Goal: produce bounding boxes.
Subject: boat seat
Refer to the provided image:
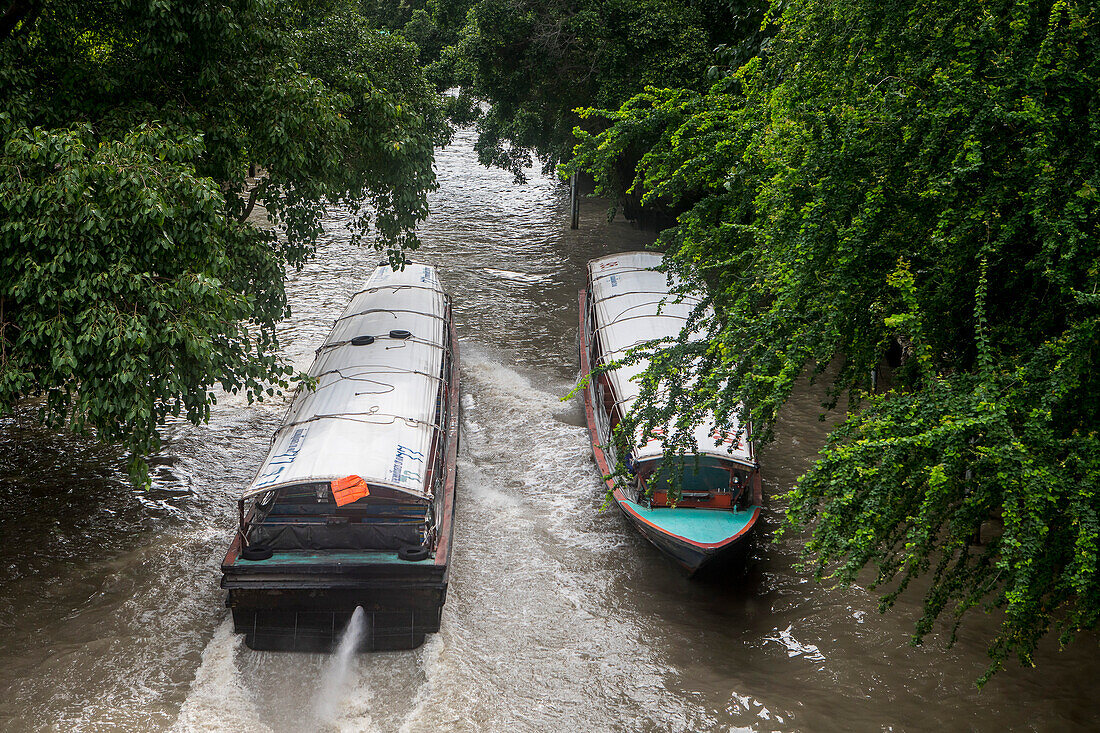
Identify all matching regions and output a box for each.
[264,506,427,522]
[248,520,423,551]
[258,515,423,526]
[264,501,426,517]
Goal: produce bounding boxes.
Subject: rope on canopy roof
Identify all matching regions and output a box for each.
[311,365,444,384]
[333,306,447,324]
[350,283,445,298]
[590,289,702,306]
[589,266,662,284]
[592,311,691,338]
[270,410,443,441]
[597,299,696,325]
[275,309,454,429]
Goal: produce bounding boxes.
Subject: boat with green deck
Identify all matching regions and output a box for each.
[579,252,761,575]
[220,262,459,651]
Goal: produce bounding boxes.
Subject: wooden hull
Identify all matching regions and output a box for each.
[222,557,447,651]
[220,318,460,651]
[579,288,759,576]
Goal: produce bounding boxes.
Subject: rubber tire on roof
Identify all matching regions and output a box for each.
[398,545,430,562]
[241,545,274,561]
[389,329,412,340]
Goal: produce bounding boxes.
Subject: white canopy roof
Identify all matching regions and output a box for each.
[243,263,449,499]
[588,252,753,466]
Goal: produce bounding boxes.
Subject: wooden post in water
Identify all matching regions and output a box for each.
[570,172,580,229]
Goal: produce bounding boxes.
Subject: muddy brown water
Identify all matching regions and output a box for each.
[0,128,1097,732]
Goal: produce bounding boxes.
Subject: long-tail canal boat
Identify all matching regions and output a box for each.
[579,252,761,575]
[221,262,459,651]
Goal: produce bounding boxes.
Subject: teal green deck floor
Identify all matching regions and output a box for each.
[620,500,757,544]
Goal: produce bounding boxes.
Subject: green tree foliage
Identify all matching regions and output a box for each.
[357,0,424,29]
[441,0,767,180]
[0,0,446,477]
[401,0,459,66]
[566,0,1100,680]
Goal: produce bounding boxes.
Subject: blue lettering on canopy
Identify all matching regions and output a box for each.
[391,451,404,483]
[269,427,309,465]
[396,445,425,462]
[392,444,425,485]
[254,427,309,488]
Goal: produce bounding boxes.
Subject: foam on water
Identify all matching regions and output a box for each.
[5,122,1096,733]
[459,345,623,552]
[176,347,710,732]
[173,620,268,733]
[385,344,712,732]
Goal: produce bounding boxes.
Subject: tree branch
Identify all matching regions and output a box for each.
[238,184,260,223]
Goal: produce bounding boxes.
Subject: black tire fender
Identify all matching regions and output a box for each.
[398,545,430,561]
[241,545,273,561]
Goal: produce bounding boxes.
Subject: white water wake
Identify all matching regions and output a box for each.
[172,618,270,733]
[312,607,367,726]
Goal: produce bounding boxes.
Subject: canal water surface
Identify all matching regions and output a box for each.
[0,128,1097,732]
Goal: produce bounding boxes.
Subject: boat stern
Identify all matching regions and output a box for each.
[221,545,448,651]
